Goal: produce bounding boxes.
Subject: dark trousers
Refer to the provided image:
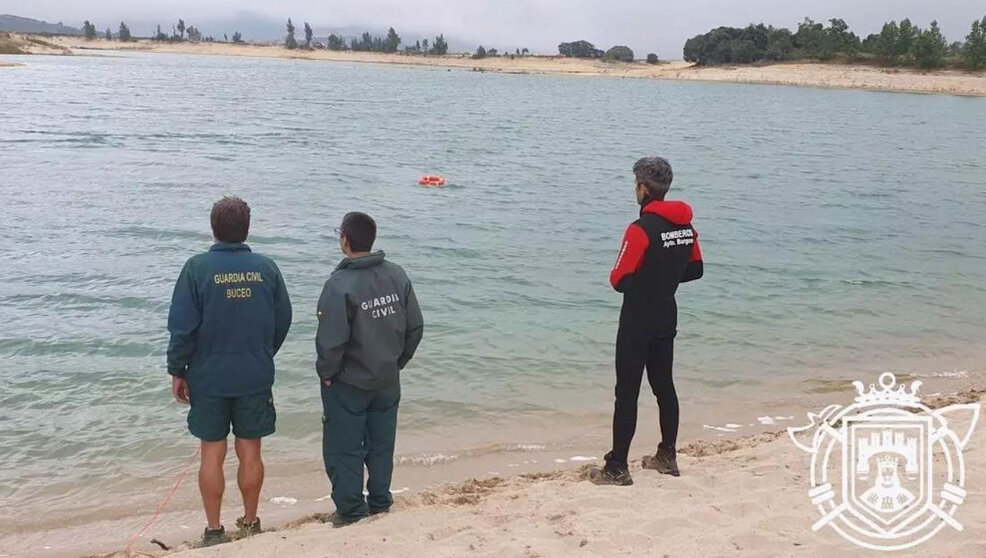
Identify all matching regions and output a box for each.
[609,333,678,467]
[321,380,401,519]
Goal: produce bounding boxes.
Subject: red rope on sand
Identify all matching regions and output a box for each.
[124,447,201,553]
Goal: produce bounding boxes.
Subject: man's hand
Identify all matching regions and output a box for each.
[172,376,190,405]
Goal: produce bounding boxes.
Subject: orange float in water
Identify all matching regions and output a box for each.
[419,175,447,187]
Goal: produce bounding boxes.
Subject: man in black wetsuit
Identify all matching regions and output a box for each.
[590,156,704,486]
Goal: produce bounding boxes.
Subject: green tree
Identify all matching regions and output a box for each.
[431,34,448,55]
[522,47,530,55]
[897,19,918,60]
[422,38,430,55]
[604,45,634,62]
[304,22,313,49]
[872,21,901,65]
[177,19,185,40]
[187,26,202,42]
[83,20,97,40]
[913,20,949,69]
[232,31,243,44]
[385,27,400,53]
[793,17,828,58]
[826,18,860,58]
[963,17,986,70]
[119,22,132,42]
[285,19,298,49]
[559,40,604,58]
[328,34,346,50]
[684,24,792,64]
[646,53,659,64]
[473,45,487,59]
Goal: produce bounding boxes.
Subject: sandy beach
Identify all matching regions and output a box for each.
[5,34,984,96]
[71,389,984,558]
[3,27,985,558]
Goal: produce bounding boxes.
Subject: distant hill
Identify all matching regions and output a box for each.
[0,14,82,35]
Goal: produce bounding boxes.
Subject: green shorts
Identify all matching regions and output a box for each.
[188,389,276,442]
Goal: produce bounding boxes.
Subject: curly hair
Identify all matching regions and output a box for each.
[633,157,673,200]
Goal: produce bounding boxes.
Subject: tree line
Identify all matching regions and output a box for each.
[471,46,532,59]
[683,15,986,70]
[282,19,452,55]
[82,18,226,43]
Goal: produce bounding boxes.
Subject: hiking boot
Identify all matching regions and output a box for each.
[642,443,680,477]
[369,508,390,516]
[201,526,226,547]
[236,516,262,537]
[323,512,364,528]
[588,457,633,486]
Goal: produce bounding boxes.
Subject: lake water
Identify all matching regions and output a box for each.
[1,52,986,547]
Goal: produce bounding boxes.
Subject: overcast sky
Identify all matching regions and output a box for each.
[4,0,984,56]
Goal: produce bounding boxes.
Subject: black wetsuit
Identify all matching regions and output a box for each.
[607,199,703,467]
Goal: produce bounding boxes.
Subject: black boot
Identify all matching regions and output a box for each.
[642,443,680,477]
[588,452,634,486]
[201,525,226,547]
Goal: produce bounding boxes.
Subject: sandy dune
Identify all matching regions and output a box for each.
[11,35,986,96]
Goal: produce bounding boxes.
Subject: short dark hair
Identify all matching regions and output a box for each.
[211,197,251,243]
[633,156,673,199]
[340,212,376,252]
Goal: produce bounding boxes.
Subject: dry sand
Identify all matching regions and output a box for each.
[81,390,986,558]
[12,35,986,97]
[0,32,71,56]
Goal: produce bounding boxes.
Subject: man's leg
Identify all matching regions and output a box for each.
[610,331,647,467]
[322,382,370,521]
[234,438,263,523]
[199,440,228,530]
[365,382,401,513]
[645,337,678,449]
[231,390,276,528]
[188,393,233,531]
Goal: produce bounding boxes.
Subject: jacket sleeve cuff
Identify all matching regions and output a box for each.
[168,367,187,378]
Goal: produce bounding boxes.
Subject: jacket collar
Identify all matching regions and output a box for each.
[335,251,386,272]
[209,242,252,252]
[640,200,693,225]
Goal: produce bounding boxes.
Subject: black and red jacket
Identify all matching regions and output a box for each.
[610,200,703,337]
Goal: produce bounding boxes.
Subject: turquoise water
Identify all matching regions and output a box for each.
[1,52,986,518]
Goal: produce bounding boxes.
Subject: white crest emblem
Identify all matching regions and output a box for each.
[788,373,980,551]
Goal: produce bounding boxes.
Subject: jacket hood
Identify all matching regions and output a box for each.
[641,200,693,225]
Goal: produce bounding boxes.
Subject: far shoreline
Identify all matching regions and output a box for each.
[8,34,986,97]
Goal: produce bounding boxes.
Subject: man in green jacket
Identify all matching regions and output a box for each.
[167,197,292,545]
[316,211,424,526]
